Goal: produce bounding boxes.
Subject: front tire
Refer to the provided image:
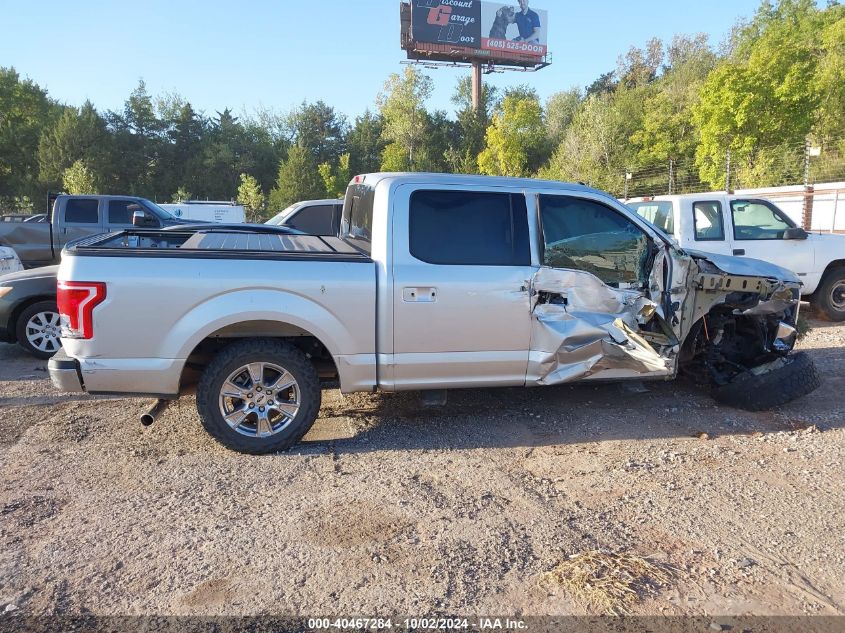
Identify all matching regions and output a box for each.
[196,339,321,454]
[16,301,62,359]
[814,267,845,321]
[712,352,820,411]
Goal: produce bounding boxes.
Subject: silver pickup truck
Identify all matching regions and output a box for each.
[49,174,819,454]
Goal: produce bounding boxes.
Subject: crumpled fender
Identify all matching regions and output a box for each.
[527,268,673,385]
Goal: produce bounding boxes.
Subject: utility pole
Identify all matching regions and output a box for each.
[471,61,483,114]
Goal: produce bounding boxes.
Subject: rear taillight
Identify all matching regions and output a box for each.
[57,281,106,339]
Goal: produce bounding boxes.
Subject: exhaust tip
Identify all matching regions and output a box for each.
[140,399,170,427]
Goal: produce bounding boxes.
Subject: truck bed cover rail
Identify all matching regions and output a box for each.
[64,228,369,262]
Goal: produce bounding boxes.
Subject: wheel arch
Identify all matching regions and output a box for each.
[168,289,371,393]
[820,259,845,281]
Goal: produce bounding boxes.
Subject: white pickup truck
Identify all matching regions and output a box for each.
[627,194,845,321]
[49,174,818,454]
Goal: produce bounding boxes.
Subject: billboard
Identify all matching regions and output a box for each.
[409,0,548,60]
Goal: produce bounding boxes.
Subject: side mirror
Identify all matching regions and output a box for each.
[131,207,159,228]
[784,227,808,241]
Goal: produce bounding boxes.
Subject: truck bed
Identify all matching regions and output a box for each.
[65,228,368,262]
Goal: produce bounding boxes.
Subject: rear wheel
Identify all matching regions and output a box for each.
[712,352,820,411]
[196,339,321,454]
[814,267,845,321]
[15,301,62,359]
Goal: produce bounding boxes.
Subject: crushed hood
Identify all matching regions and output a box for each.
[685,249,800,284]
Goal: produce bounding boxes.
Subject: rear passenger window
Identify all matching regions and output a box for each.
[409,191,530,266]
[108,200,136,225]
[288,204,335,235]
[65,199,99,224]
[693,201,724,241]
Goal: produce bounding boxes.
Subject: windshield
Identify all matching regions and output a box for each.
[265,204,299,226]
[141,199,176,220]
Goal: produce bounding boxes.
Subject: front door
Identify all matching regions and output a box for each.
[391,186,536,389]
[728,199,814,279]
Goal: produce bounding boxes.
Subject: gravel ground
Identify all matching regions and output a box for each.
[0,312,843,618]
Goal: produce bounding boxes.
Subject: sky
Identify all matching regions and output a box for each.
[0,0,770,121]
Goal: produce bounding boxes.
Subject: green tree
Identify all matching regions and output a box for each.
[105,79,163,196]
[692,0,827,188]
[447,77,499,174]
[286,101,347,167]
[159,100,206,199]
[815,12,845,138]
[0,67,60,204]
[237,173,266,222]
[171,187,192,202]
[346,110,385,176]
[542,87,646,192]
[545,87,582,148]
[62,160,98,194]
[478,92,546,177]
[318,153,351,199]
[377,67,433,171]
[631,35,716,181]
[268,145,326,211]
[38,101,110,191]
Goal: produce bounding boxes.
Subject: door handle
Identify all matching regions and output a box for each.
[402,287,437,303]
[733,249,745,256]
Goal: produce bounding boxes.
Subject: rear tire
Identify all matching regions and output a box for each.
[712,352,820,411]
[814,267,845,321]
[15,301,62,359]
[196,339,321,454]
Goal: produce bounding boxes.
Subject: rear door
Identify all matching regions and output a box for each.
[59,198,104,245]
[684,198,733,256]
[391,186,536,389]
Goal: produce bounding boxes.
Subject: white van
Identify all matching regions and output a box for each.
[627,193,845,320]
[160,201,246,224]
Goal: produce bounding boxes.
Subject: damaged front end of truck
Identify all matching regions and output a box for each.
[527,242,819,410]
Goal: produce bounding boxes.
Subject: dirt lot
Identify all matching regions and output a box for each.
[0,313,843,618]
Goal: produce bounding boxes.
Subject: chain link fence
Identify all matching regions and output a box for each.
[616,137,845,201]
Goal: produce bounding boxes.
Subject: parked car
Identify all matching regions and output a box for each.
[0,266,61,358]
[0,194,200,268]
[265,199,343,236]
[49,174,817,454]
[0,246,24,276]
[627,193,845,320]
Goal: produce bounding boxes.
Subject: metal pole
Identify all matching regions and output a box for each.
[832,190,840,234]
[803,138,812,187]
[623,172,629,200]
[669,159,675,195]
[725,149,731,193]
[471,61,483,114]
[802,140,813,230]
